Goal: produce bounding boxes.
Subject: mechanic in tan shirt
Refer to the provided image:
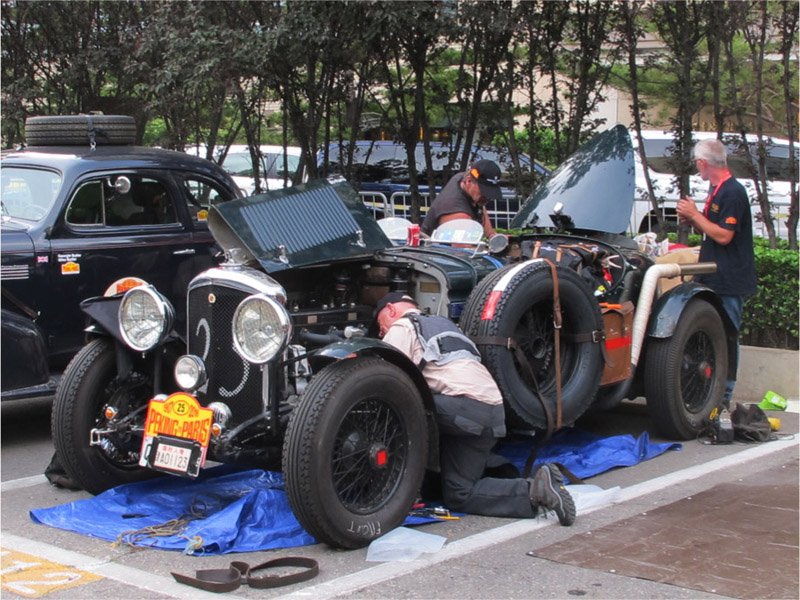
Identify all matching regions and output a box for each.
[375,292,575,525]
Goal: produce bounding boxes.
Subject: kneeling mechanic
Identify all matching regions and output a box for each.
[373,292,576,525]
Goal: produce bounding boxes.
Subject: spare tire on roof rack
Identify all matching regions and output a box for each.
[25,114,136,147]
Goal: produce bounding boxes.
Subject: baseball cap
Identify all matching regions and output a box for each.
[370,292,418,336]
[373,292,418,318]
[469,159,503,202]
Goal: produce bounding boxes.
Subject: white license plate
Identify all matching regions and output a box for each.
[153,443,191,473]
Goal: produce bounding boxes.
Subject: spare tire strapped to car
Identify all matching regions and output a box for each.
[463,259,605,432]
[25,114,137,147]
[472,259,565,435]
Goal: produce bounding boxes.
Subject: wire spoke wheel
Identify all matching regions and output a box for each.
[283,357,427,548]
[332,397,407,513]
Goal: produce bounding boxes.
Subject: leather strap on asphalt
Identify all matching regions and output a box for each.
[171,556,319,592]
[243,557,319,588]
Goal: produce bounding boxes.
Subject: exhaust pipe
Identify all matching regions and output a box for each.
[630,262,717,367]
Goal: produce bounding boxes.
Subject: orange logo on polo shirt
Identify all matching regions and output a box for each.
[61,261,80,275]
[710,203,720,213]
[725,216,737,225]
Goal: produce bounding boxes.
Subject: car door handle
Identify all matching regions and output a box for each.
[173,248,196,256]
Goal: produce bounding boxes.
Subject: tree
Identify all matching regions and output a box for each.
[618,0,664,235]
[776,0,799,249]
[366,1,448,222]
[651,0,713,244]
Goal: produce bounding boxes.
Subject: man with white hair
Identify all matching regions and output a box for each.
[676,138,757,407]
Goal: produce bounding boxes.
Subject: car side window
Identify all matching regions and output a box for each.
[182,177,226,224]
[65,181,103,225]
[66,177,177,227]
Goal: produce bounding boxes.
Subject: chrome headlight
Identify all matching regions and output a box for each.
[232,294,291,364]
[174,355,207,392]
[118,285,174,352]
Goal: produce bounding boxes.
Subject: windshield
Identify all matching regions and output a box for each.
[1,166,63,222]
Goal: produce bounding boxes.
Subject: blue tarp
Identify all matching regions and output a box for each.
[31,429,680,555]
[497,429,681,479]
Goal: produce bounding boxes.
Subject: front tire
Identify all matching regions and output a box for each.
[51,338,157,494]
[282,357,428,549]
[645,299,728,439]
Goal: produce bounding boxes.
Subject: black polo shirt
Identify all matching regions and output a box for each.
[695,178,757,297]
[421,172,482,235]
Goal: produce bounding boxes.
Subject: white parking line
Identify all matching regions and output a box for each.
[0,533,250,600]
[0,475,47,493]
[277,436,799,599]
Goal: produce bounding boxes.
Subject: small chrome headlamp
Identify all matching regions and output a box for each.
[118,285,174,352]
[174,355,207,392]
[232,294,291,364]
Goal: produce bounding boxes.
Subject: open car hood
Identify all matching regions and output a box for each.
[511,125,634,234]
[208,178,392,273]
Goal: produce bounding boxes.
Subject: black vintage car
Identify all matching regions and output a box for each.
[51,125,735,549]
[1,115,242,400]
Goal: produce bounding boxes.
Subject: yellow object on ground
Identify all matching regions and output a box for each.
[768,417,781,431]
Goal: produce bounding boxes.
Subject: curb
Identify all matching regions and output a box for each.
[734,345,799,403]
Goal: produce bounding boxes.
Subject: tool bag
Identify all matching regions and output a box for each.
[731,403,772,442]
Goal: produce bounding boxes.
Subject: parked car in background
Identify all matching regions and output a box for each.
[630,129,797,239]
[190,144,304,196]
[317,140,551,229]
[0,115,242,401]
[52,125,733,551]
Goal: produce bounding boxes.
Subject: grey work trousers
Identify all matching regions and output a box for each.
[439,428,536,519]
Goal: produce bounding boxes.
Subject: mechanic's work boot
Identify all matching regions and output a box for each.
[529,463,576,526]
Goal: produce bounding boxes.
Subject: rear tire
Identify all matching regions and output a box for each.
[283,357,427,548]
[645,299,727,439]
[25,115,136,146]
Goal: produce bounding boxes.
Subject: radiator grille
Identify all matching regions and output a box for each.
[187,283,264,422]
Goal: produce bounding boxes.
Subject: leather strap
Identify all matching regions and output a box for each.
[246,557,320,588]
[171,565,243,593]
[541,259,563,429]
[171,557,319,592]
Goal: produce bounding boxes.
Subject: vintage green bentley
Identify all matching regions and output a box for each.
[51,125,735,548]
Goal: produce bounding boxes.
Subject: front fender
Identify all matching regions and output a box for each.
[308,338,440,471]
[1,309,49,393]
[647,282,738,376]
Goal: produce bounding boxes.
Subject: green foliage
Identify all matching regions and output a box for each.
[742,245,799,350]
[510,127,566,169]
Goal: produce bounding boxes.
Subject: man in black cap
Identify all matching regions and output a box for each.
[421,159,502,238]
[373,291,576,525]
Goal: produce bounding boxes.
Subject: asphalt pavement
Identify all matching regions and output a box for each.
[1,397,798,599]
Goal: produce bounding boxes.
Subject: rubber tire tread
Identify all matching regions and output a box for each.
[467,261,604,430]
[51,338,155,494]
[282,357,427,549]
[459,266,509,336]
[644,298,727,440]
[26,115,136,146]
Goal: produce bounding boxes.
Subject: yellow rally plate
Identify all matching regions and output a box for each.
[139,392,213,471]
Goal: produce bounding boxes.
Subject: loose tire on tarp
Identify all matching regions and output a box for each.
[51,338,157,494]
[463,261,604,430]
[645,298,727,439]
[25,115,136,146]
[282,357,428,549]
